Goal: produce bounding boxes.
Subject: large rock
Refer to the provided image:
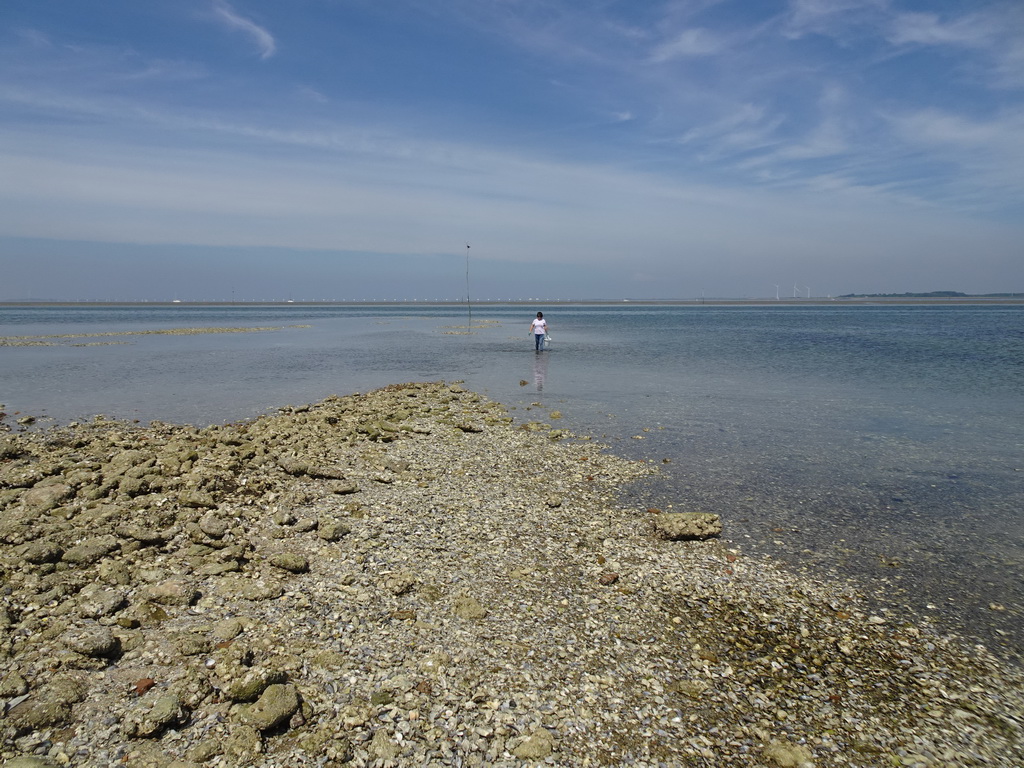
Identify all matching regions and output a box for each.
[4,758,59,768]
[76,584,128,618]
[19,539,64,564]
[143,578,200,607]
[199,511,230,538]
[269,552,309,573]
[62,535,120,565]
[453,594,487,620]
[763,741,815,767]
[368,728,401,761]
[223,724,263,761]
[210,644,287,702]
[6,676,88,730]
[21,483,73,512]
[122,694,189,738]
[513,727,555,759]
[239,683,300,731]
[61,625,121,658]
[316,518,350,541]
[651,511,722,541]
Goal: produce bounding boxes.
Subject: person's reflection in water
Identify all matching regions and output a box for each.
[533,350,548,392]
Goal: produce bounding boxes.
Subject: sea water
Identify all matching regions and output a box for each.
[2,303,1022,658]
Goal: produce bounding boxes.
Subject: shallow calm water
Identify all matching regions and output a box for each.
[2,303,1022,658]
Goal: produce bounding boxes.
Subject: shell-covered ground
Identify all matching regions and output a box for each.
[1,381,1021,767]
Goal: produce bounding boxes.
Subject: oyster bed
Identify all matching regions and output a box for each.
[0,381,1021,767]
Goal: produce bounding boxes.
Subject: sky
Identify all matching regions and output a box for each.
[1,0,1022,301]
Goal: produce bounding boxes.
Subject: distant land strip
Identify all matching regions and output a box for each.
[1,297,1022,307]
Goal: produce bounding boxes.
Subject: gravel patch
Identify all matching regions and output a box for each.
[1,381,1021,767]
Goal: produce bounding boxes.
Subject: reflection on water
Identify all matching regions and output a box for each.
[2,303,1022,659]
[532,350,548,392]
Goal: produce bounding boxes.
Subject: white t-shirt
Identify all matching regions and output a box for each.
[531,319,547,335]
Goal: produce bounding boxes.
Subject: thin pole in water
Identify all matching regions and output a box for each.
[466,243,472,332]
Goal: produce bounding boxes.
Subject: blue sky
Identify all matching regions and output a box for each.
[1,0,1022,300]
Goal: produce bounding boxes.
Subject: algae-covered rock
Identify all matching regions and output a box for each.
[763,741,815,767]
[316,518,350,541]
[19,539,64,564]
[6,676,87,730]
[651,511,722,541]
[209,643,288,703]
[62,534,120,565]
[238,683,300,731]
[513,727,555,759]
[143,578,200,606]
[223,724,263,760]
[4,757,59,768]
[20,483,73,512]
[179,489,216,508]
[61,625,120,658]
[122,693,189,738]
[269,552,309,573]
[453,594,487,620]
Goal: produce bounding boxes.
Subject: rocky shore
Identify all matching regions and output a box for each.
[1,381,1021,767]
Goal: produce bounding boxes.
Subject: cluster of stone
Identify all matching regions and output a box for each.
[0,381,1020,767]
[0,382,657,765]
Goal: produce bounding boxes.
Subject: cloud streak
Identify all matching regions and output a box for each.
[649,28,723,62]
[212,1,276,59]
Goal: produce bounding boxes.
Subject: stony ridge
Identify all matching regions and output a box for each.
[1,381,1021,767]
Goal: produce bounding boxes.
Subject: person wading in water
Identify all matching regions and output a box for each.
[529,311,549,352]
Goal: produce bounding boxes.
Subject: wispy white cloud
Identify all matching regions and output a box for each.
[886,8,1024,89]
[649,27,723,62]
[296,86,329,105]
[673,103,784,157]
[776,84,849,160]
[883,106,1024,206]
[118,59,208,83]
[212,1,276,59]
[892,109,1015,146]
[782,2,1024,91]
[15,28,52,48]
[886,12,993,48]
[783,0,885,39]
[674,82,852,177]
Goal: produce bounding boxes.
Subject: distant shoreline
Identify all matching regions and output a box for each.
[3,297,1024,307]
